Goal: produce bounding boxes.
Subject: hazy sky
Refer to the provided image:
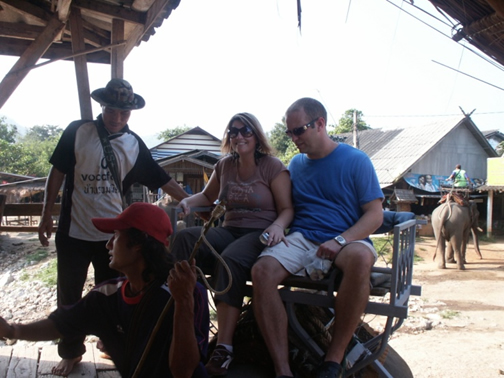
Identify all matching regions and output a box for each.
[1,0,503,147]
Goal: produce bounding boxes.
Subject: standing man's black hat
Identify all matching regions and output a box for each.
[91,79,145,110]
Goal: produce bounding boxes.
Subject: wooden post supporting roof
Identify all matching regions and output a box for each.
[111,19,125,79]
[487,190,493,237]
[70,6,93,120]
[0,0,181,120]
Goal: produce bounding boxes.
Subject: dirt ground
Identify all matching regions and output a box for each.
[1,232,504,377]
[388,235,504,378]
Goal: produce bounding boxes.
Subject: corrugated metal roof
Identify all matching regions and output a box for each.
[150,126,222,158]
[156,149,222,169]
[476,185,504,192]
[338,116,497,188]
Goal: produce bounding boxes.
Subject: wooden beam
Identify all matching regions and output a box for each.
[57,0,73,21]
[2,203,61,217]
[123,0,170,57]
[72,0,146,24]
[8,41,126,74]
[0,23,109,55]
[80,18,111,44]
[0,14,66,109]
[0,0,52,23]
[111,18,125,79]
[0,21,44,40]
[0,37,111,64]
[0,225,57,233]
[70,6,93,120]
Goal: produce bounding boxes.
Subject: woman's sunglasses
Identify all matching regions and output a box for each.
[228,125,254,139]
[285,118,319,137]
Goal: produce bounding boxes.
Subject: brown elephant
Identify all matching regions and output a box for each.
[431,201,482,270]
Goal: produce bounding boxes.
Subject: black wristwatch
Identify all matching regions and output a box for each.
[334,235,347,246]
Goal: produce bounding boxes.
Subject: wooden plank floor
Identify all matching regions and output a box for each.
[0,343,119,378]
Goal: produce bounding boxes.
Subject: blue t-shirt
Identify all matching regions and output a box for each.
[288,143,383,244]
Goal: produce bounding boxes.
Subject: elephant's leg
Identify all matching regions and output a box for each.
[451,237,466,270]
[446,243,456,263]
[462,233,469,265]
[436,238,447,269]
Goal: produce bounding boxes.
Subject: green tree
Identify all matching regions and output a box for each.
[332,109,370,134]
[0,116,18,143]
[0,139,35,175]
[22,125,62,142]
[157,125,191,141]
[0,124,62,176]
[20,125,62,176]
[497,141,504,156]
[269,117,291,157]
[279,141,299,166]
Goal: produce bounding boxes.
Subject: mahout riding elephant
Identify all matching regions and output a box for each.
[431,201,482,270]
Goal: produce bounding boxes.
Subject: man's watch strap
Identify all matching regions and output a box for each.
[334,235,347,246]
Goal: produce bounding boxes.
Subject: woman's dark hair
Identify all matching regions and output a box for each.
[126,228,174,282]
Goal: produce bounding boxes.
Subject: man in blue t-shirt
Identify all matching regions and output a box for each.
[252,98,384,378]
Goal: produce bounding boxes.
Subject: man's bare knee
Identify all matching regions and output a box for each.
[252,257,287,286]
[335,244,374,271]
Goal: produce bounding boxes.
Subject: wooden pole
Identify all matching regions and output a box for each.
[70,6,92,120]
[487,190,493,237]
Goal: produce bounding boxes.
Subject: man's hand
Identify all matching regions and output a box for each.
[38,214,53,247]
[168,259,197,302]
[317,239,343,261]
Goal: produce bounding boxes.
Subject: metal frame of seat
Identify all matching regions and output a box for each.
[167,206,423,377]
[277,217,422,377]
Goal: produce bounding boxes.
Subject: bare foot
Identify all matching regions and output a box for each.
[51,356,82,376]
[96,339,105,352]
[96,339,112,360]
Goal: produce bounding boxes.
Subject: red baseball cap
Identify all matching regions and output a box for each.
[92,202,173,245]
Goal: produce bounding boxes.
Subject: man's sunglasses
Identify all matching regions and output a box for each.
[228,125,254,139]
[285,118,319,137]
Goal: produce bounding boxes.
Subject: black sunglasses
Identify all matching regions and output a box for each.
[285,118,319,137]
[228,125,254,139]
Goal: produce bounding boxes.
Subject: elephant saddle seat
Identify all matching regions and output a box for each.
[439,192,469,207]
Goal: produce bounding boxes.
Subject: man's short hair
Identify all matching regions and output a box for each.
[286,97,327,122]
[456,164,461,169]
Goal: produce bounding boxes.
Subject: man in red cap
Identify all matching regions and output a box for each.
[37,79,189,375]
[3,203,209,377]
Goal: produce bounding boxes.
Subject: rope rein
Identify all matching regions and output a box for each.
[131,201,232,377]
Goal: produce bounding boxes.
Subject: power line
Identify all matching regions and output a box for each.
[366,111,504,118]
[385,0,504,72]
[432,60,504,92]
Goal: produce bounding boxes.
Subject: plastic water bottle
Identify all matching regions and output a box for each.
[259,232,269,245]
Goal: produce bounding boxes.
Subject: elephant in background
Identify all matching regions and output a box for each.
[431,201,482,270]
